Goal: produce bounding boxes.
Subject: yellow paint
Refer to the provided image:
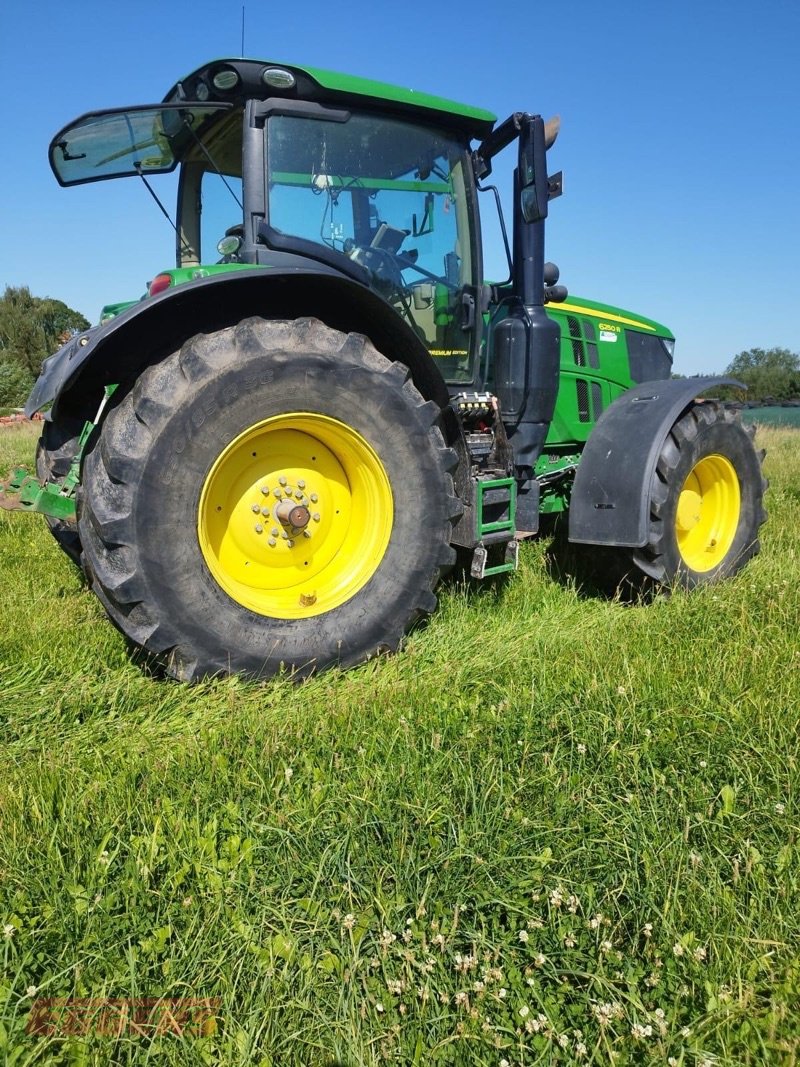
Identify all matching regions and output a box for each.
[675,454,741,572]
[554,302,658,332]
[197,413,393,619]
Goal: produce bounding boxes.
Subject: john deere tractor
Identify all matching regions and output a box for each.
[1,59,766,680]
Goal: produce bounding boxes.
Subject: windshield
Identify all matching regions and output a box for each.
[49,104,233,186]
[267,111,478,382]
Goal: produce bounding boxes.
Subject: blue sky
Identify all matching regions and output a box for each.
[1,0,797,375]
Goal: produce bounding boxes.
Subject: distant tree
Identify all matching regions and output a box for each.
[725,347,800,402]
[0,360,34,408]
[0,286,90,376]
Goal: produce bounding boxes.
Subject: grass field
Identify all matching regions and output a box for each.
[0,422,798,1066]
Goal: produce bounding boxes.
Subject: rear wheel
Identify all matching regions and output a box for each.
[78,317,460,681]
[631,401,767,587]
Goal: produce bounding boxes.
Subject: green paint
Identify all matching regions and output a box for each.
[304,65,496,129]
[271,171,450,194]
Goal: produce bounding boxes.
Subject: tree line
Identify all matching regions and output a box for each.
[0,286,89,408]
[0,285,797,409]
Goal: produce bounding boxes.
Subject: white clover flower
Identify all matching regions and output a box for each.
[402,928,412,943]
[631,1023,653,1039]
[3,924,15,939]
[694,945,707,962]
[342,913,356,931]
[575,1041,588,1057]
[527,917,544,929]
[601,939,613,954]
[549,886,564,907]
[673,942,685,957]
[518,929,529,943]
[498,987,507,999]
[98,850,110,866]
[284,766,294,781]
[567,894,580,913]
[534,953,547,968]
[432,933,445,950]
[519,1004,530,1018]
[577,743,587,754]
[564,934,576,949]
[454,990,468,1008]
[26,985,38,997]
[775,802,786,815]
[589,914,603,930]
[617,685,626,696]
[473,980,485,994]
[680,1026,691,1037]
[642,922,653,938]
[379,929,397,949]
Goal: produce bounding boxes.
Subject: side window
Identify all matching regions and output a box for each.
[200,172,243,262]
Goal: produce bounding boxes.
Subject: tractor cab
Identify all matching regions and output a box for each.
[49,59,490,386]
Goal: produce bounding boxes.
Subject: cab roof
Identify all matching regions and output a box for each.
[165,58,497,138]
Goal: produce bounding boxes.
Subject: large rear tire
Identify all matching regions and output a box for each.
[630,401,767,587]
[78,317,460,681]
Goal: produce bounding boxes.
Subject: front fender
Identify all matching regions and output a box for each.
[568,377,741,547]
[26,265,451,418]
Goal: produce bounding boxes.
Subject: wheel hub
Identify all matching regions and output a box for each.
[675,454,740,572]
[197,413,393,619]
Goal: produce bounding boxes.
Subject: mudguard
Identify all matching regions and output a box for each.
[25,265,451,418]
[568,377,741,547]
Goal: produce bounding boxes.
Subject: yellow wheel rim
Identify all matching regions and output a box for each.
[675,454,740,572]
[197,413,393,619]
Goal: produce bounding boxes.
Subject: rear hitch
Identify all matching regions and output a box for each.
[0,466,78,520]
[0,384,118,523]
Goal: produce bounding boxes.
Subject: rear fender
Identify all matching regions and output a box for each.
[26,266,450,419]
[568,377,741,547]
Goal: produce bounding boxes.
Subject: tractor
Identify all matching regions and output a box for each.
[0,59,766,681]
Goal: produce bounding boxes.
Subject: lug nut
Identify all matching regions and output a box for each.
[282,532,289,540]
[298,479,306,489]
[268,538,277,546]
[271,528,279,537]
[261,486,270,495]
[287,539,295,548]
[274,488,282,499]
[310,493,318,503]
[251,504,260,513]
[254,524,263,534]
[278,476,287,486]
[261,507,270,516]
[303,530,312,539]
[312,513,320,522]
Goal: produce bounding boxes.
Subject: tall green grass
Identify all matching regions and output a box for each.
[0,423,798,1066]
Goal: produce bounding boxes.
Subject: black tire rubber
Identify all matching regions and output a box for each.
[78,317,460,681]
[35,417,86,566]
[628,400,767,588]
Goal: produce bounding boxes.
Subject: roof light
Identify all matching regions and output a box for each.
[262,67,295,90]
[212,69,240,91]
[149,273,173,296]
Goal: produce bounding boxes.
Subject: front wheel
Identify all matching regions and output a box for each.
[631,401,767,587]
[78,318,460,681]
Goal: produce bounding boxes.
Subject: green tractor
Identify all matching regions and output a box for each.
[1,59,766,681]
